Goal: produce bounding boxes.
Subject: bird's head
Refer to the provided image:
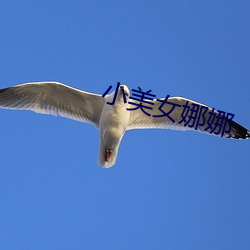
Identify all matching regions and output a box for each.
[119,84,130,102]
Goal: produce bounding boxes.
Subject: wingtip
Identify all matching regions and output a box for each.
[247,130,250,139]
[228,120,250,139]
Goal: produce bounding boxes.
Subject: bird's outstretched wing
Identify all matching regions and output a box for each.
[0,82,104,127]
[127,96,249,139]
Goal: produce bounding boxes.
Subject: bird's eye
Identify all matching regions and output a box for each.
[125,92,129,96]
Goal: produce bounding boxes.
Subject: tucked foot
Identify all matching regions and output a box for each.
[105,149,112,162]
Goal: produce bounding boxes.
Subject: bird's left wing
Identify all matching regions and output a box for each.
[0,82,105,127]
[127,96,250,139]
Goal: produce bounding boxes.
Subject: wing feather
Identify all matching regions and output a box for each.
[0,82,104,127]
[128,96,249,139]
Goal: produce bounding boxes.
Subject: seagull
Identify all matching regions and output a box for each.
[0,82,249,168]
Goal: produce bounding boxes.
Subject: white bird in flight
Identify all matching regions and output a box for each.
[0,82,249,168]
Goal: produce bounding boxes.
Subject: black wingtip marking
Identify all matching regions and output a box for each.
[229,120,250,139]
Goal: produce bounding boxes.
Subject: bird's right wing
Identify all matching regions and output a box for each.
[0,82,105,127]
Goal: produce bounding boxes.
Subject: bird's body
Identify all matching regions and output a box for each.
[99,90,130,167]
[0,81,249,168]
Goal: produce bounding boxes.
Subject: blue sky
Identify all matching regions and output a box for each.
[0,1,249,249]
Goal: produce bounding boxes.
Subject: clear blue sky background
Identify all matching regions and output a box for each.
[0,1,249,249]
